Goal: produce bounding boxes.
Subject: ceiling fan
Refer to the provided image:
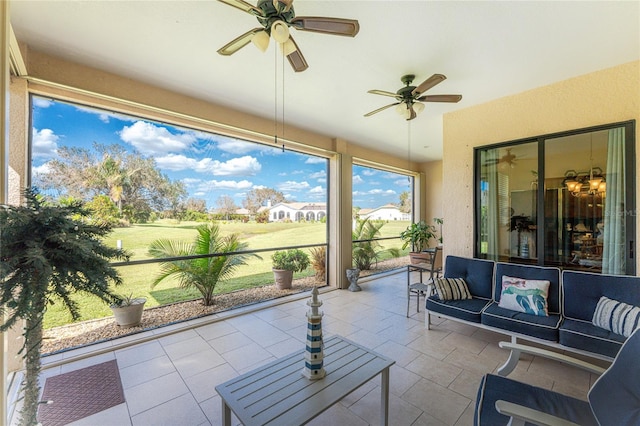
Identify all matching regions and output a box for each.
[216,0,360,72]
[364,74,462,121]
[485,148,518,167]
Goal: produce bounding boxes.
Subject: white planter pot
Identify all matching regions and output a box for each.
[273,269,294,290]
[110,298,146,328]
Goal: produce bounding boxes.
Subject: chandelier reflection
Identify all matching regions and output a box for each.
[563,167,606,197]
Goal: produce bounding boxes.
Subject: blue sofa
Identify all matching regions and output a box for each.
[425,255,640,363]
[560,270,640,358]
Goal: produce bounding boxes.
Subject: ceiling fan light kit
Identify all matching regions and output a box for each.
[365,74,462,121]
[217,0,359,72]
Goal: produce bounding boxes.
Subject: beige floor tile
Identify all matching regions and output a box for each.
[124,371,189,416]
[119,355,175,389]
[448,369,484,400]
[173,347,226,378]
[309,403,369,425]
[131,393,208,426]
[405,353,464,387]
[402,378,472,425]
[373,340,421,368]
[207,331,253,354]
[195,321,237,341]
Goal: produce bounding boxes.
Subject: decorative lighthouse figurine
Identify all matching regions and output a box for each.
[302,287,326,380]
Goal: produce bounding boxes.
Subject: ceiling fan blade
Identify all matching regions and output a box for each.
[217,0,264,16]
[367,89,399,98]
[217,28,263,56]
[412,74,446,96]
[291,17,360,37]
[406,105,417,121]
[364,102,400,117]
[285,36,308,72]
[417,94,463,103]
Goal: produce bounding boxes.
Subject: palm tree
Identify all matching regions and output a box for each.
[148,223,260,306]
[0,188,129,426]
[352,218,400,270]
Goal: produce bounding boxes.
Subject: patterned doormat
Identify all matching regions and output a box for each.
[38,359,125,426]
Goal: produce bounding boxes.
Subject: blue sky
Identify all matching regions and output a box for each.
[31,96,410,210]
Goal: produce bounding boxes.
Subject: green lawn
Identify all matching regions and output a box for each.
[43,219,409,329]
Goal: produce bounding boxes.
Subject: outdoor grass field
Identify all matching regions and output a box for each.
[43,219,410,329]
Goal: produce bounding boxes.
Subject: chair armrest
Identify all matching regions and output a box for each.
[498,342,606,375]
[495,400,581,426]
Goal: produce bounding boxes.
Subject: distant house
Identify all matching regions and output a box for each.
[268,202,327,222]
[358,204,409,221]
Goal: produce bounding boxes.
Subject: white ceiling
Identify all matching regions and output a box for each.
[9,1,640,162]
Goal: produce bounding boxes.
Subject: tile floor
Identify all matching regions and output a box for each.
[28,269,599,425]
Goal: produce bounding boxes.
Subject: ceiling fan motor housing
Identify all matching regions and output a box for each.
[256,0,295,34]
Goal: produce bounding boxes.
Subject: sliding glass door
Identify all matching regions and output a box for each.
[475,121,635,275]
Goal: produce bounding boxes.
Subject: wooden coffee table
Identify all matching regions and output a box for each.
[215,335,395,425]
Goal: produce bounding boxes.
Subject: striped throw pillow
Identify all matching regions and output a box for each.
[592,296,640,338]
[434,278,472,301]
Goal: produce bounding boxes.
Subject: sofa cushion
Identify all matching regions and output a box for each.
[434,278,472,301]
[559,318,625,358]
[494,263,561,314]
[426,296,491,324]
[443,256,495,299]
[562,270,640,322]
[593,296,640,337]
[481,302,561,341]
[498,276,549,316]
[474,373,597,426]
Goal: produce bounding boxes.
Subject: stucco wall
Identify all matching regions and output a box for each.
[442,61,640,272]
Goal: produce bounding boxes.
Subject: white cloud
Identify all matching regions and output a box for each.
[352,174,364,185]
[309,170,326,179]
[32,162,51,175]
[156,154,261,176]
[32,128,59,159]
[352,189,396,196]
[394,178,411,187]
[75,105,136,124]
[33,98,53,108]
[196,179,254,191]
[278,181,310,192]
[362,169,376,176]
[305,157,326,164]
[119,121,196,155]
[216,139,258,154]
[309,186,325,194]
[369,189,396,195]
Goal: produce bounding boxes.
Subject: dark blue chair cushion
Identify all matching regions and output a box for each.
[426,296,491,324]
[559,318,625,358]
[562,270,640,322]
[589,328,640,425]
[494,263,561,314]
[474,373,596,426]
[481,302,561,341]
[443,256,495,299]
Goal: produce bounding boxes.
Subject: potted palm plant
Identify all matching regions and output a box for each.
[272,249,310,290]
[0,188,128,426]
[400,220,438,264]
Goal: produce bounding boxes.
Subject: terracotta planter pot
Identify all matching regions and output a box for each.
[409,252,431,264]
[110,298,146,328]
[273,269,294,290]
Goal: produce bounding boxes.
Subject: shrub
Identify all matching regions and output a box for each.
[271,249,310,272]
